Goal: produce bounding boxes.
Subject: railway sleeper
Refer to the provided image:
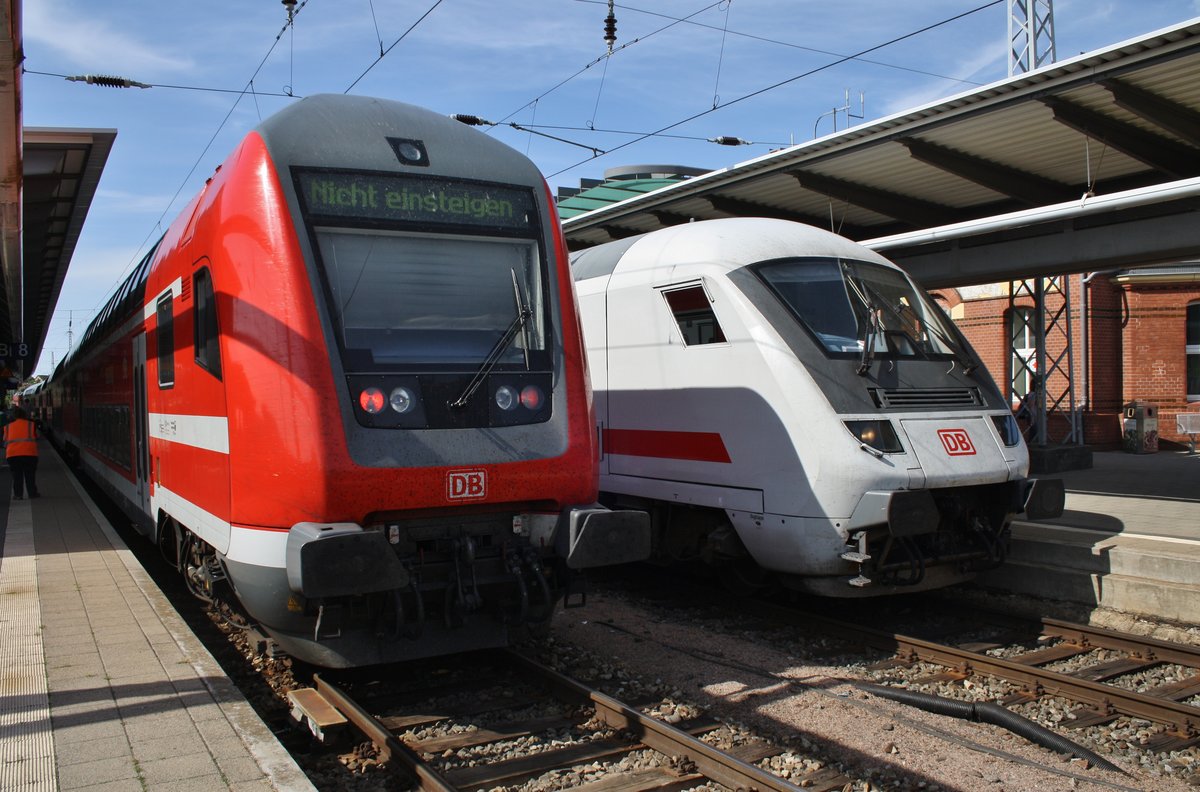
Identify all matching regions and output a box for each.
[287,688,350,745]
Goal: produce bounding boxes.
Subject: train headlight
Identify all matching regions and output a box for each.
[359,387,385,414]
[389,386,415,414]
[519,385,544,411]
[845,420,903,453]
[992,413,1022,446]
[495,385,518,411]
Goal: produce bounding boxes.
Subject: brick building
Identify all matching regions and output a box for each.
[934,263,1200,450]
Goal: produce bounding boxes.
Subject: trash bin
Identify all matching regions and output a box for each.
[1122,400,1158,453]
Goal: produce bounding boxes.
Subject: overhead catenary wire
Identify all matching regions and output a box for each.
[710,0,733,108]
[523,122,780,147]
[492,1,728,127]
[67,0,314,319]
[342,0,446,93]
[550,0,1005,178]
[27,69,295,97]
[579,0,987,88]
[367,0,386,56]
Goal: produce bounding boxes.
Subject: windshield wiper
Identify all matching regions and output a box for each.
[842,271,881,376]
[922,310,979,374]
[856,306,881,376]
[449,270,532,409]
[855,278,980,375]
[511,269,531,371]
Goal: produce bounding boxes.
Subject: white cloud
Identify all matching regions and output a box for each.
[92,188,179,216]
[24,1,194,75]
[877,46,1005,118]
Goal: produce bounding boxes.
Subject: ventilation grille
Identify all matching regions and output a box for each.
[870,387,982,409]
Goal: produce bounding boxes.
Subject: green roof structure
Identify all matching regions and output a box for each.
[556,165,708,221]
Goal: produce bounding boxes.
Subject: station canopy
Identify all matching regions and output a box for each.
[1,0,114,380]
[561,19,1200,289]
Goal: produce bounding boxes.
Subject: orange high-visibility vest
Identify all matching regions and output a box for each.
[4,418,39,458]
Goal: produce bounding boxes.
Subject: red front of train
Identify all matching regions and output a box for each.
[61,95,648,667]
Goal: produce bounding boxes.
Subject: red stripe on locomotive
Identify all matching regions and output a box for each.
[603,428,732,463]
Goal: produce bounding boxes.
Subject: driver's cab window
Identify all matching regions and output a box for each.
[662,285,726,346]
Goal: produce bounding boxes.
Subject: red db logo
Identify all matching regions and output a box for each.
[937,428,976,456]
[447,469,487,500]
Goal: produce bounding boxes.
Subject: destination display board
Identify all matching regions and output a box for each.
[295,169,537,232]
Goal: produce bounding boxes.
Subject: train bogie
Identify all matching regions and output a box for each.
[572,218,1062,596]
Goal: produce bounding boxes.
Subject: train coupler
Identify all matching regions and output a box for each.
[246,625,286,658]
[843,531,873,586]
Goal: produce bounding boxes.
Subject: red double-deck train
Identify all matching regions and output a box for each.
[41,94,648,668]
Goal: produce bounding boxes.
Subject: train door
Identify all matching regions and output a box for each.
[603,270,699,480]
[132,333,151,519]
[604,274,762,510]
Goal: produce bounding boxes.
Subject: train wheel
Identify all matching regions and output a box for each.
[524,612,554,640]
[717,557,771,597]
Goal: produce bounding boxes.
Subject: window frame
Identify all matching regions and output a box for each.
[1187,301,1200,402]
[659,282,728,347]
[1009,307,1036,402]
[192,266,222,380]
[156,292,175,389]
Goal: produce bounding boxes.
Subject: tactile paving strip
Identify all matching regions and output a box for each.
[0,500,57,791]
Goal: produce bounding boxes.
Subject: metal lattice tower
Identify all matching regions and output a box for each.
[1009,0,1056,75]
[1009,277,1082,447]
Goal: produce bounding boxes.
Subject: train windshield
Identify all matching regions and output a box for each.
[315,228,546,370]
[756,258,963,361]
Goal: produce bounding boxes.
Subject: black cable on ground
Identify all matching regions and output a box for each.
[584,615,1142,789]
[858,683,1126,775]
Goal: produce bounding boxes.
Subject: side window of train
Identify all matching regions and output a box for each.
[193,267,222,380]
[662,284,727,346]
[156,293,175,388]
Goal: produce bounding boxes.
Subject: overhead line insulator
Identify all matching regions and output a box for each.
[65,74,152,89]
[450,114,494,126]
[604,1,617,53]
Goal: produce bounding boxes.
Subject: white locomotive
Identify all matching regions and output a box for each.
[571,218,1062,596]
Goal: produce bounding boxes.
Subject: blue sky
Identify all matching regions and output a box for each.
[22,0,1200,375]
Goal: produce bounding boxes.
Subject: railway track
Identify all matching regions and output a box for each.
[287,648,853,791]
[779,605,1200,753]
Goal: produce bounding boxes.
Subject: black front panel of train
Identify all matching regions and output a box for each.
[727,263,1009,414]
[296,167,558,432]
[347,372,553,429]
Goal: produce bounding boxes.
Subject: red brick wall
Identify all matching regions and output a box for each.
[936,276,1200,449]
[1119,282,1200,448]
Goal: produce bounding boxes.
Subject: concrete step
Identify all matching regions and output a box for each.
[975,522,1200,624]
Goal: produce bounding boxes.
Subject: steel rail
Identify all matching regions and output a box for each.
[785,610,1200,737]
[311,653,819,792]
[501,648,809,792]
[970,608,1200,668]
[313,673,457,791]
[1037,617,1200,667]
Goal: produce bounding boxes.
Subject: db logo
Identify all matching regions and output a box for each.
[937,428,976,456]
[447,469,487,500]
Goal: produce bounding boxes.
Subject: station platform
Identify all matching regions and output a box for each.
[0,443,314,791]
[976,447,1200,625]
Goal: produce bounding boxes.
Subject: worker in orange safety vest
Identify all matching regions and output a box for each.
[4,405,40,499]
